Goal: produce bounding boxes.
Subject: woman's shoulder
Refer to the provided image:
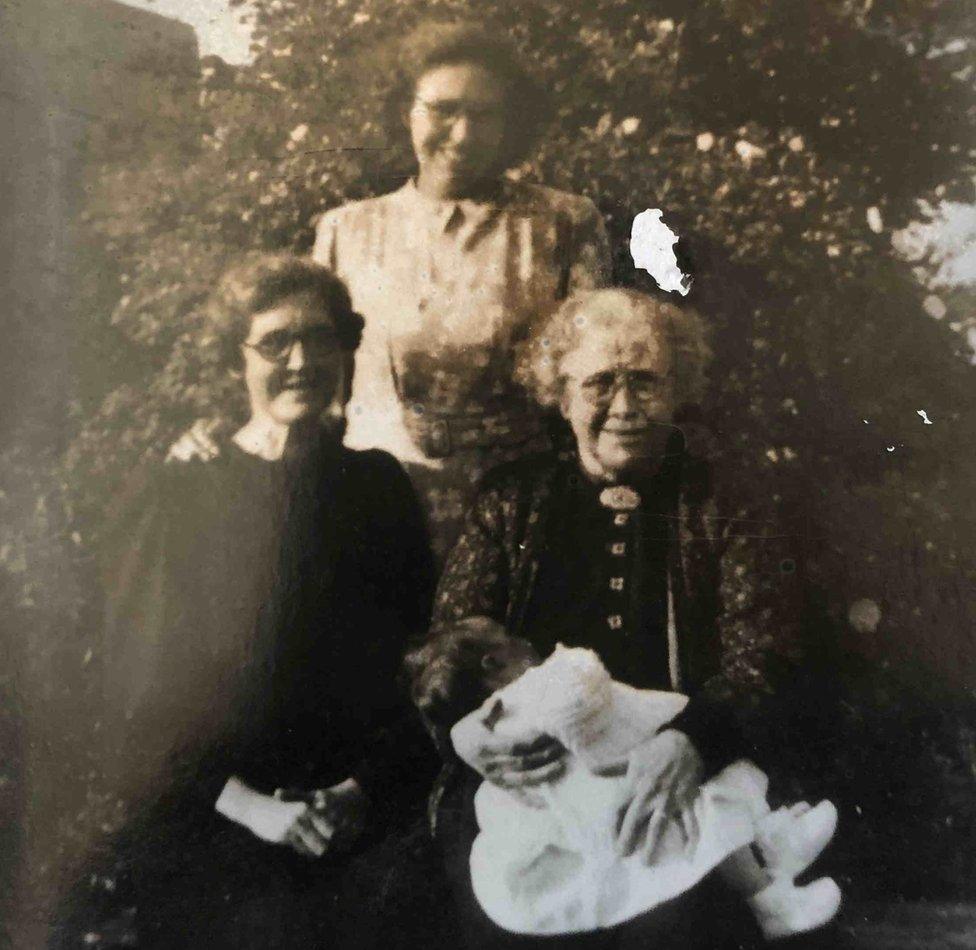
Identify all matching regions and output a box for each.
[504,181,602,223]
[99,451,226,560]
[314,187,408,231]
[140,449,239,509]
[476,450,565,498]
[159,438,246,483]
[339,445,407,478]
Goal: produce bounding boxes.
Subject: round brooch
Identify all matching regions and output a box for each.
[598,485,641,511]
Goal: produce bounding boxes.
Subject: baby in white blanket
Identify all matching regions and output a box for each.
[430,620,840,939]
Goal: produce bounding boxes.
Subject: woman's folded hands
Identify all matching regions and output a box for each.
[216,775,367,858]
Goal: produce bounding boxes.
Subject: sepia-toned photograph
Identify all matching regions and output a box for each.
[2,0,975,946]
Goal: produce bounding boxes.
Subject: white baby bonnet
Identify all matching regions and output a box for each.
[458,646,768,935]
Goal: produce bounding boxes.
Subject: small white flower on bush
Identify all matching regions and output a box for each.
[923,294,947,319]
[696,132,715,152]
[735,140,766,165]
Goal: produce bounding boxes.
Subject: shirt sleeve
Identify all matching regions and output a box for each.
[97,464,187,734]
[311,206,340,268]
[566,196,612,292]
[98,465,242,811]
[694,511,807,769]
[345,453,439,821]
[431,485,512,629]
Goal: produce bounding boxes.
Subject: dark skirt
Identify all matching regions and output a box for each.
[48,799,453,950]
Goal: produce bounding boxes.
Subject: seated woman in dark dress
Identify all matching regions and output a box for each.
[52,254,436,948]
[412,288,814,949]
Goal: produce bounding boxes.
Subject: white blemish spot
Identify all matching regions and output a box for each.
[866,206,883,234]
[917,409,933,425]
[630,209,691,296]
[886,445,895,452]
[849,598,882,634]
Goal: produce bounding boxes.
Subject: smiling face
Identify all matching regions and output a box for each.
[559,324,678,482]
[409,61,508,199]
[241,291,346,429]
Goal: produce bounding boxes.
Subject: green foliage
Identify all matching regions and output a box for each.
[5,0,976,903]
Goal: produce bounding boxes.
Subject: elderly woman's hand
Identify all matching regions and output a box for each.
[452,703,567,790]
[615,729,704,864]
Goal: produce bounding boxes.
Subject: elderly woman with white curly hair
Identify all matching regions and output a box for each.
[417,287,816,949]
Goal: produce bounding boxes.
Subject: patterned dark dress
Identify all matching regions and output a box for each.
[428,447,808,949]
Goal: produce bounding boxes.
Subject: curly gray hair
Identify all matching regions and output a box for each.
[516,288,712,410]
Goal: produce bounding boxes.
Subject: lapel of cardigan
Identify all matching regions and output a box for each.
[667,490,696,691]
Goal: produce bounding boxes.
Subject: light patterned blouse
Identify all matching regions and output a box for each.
[312,178,611,466]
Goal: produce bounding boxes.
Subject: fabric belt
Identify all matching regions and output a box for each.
[402,404,545,459]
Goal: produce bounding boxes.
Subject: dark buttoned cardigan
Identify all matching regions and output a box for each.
[431,450,807,768]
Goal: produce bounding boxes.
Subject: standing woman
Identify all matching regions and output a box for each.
[313,20,611,560]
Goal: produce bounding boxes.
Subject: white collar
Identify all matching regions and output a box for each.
[399,178,505,232]
[232,418,290,461]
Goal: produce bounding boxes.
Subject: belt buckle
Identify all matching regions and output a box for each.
[427,418,452,458]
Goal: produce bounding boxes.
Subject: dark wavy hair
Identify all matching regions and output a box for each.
[202,253,363,367]
[384,20,552,172]
[404,616,541,732]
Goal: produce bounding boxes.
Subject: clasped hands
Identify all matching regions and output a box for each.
[216,775,366,859]
[456,725,703,863]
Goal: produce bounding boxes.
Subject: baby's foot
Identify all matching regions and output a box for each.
[747,877,842,940]
[757,799,838,879]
